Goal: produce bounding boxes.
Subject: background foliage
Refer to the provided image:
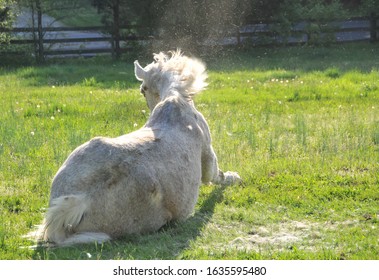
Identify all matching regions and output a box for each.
[88,0,376,50]
[0,0,14,44]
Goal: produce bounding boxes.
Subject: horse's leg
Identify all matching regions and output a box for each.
[201,145,241,186]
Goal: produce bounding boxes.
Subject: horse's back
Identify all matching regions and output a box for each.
[48,122,202,236]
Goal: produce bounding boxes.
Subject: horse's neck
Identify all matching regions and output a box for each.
[159,88,180,100]
[146,94,195,128]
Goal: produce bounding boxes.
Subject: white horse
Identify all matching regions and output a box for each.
[28,51,241,246]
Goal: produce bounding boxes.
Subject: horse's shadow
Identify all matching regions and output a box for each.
[32,185,227,260]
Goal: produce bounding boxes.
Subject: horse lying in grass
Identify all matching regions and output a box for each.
[28,51,241,246]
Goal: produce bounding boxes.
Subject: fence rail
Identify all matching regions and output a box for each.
[0,24,143,60]
[1,16,378,61]
[235,16,378,45]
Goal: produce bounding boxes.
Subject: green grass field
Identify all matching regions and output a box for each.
[0,44,378,259]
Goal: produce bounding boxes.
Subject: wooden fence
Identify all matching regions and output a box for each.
[0,25,143,60]
[0,15,378,62]
[237,16,378,46]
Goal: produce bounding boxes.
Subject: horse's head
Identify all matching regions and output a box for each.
[134,50,207,111]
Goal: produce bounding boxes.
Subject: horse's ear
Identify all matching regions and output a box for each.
[134,60,146,81]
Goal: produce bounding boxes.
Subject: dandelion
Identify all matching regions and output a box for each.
[30,131,35,136]
[52,85,55,89]
[36,105,40,108]
[51,116,55,120]
[300,81,304,84]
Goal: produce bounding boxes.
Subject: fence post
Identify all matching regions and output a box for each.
[370,12,377,43]
[112,0,121,59]
[236,26,241,46]
[36,0,44,63]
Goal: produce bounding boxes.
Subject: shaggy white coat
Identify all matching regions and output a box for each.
[28,51,241,246]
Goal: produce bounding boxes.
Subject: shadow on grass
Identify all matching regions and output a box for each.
[31,185,227,260]
[3,43,379,87]
[0,57,139,89]
[206,43,379,73]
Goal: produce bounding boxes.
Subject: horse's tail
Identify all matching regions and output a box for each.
[26,194,110,246]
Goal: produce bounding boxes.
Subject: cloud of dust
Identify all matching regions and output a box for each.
[149,0,252,54]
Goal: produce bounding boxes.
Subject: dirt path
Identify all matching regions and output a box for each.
[14,8,65,28]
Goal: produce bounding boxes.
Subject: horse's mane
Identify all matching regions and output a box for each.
[150,50,208,100]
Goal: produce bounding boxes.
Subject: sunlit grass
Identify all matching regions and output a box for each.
[0,44,378,259]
